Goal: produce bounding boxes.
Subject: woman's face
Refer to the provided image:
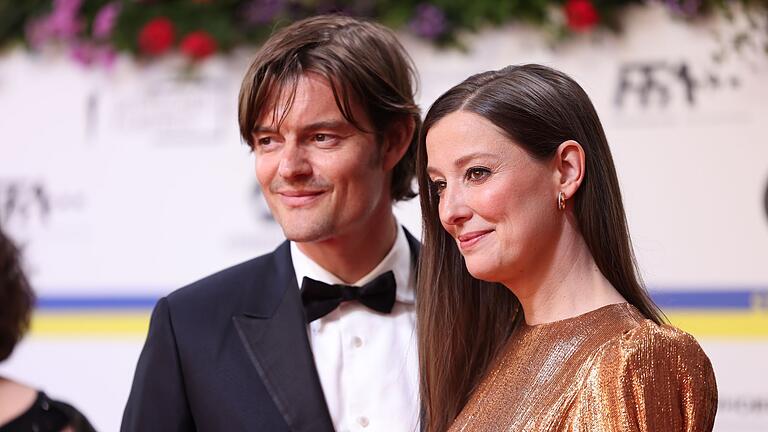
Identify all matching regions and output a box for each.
[426,110,562,285]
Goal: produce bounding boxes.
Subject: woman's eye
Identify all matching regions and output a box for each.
[431,180,446,197]
[466,167,491,182]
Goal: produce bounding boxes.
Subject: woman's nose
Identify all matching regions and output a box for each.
[439,185,472,227]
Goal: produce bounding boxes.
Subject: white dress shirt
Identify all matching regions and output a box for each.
[291,226,420,432]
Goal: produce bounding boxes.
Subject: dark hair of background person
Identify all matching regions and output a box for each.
[415,64,667,432]
[238,14,422,201]
[0,226,34,362]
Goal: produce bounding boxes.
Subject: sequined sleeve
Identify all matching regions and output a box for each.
[564,321,718,431]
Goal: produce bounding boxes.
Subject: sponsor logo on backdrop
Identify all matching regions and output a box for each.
[764,176,768,226]
[252,182,275,222]
[615,60,741,109]
[0,178,84,226]
[1,179,51,224]
[719,396,768,416]
[225,182,280,251]
[102,75,230,146]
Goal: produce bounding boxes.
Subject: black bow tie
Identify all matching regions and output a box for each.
[300,271,397,323]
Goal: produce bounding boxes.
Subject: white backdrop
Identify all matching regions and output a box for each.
[1,4,767,431]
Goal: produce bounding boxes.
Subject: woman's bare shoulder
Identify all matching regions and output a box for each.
[0,377,38,425]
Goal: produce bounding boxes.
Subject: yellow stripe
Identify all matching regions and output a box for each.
[30,311,150,337]
[27,310,768,339]
[665,310,768,339]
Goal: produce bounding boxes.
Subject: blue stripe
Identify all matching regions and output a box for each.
[650,290,757,309]
[36,296,159,310]
[34,289,767,311]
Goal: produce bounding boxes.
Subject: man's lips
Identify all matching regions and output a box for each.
[276,190,326,206]
[457,230,494,250]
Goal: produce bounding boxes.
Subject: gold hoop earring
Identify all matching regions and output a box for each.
[557,192,566,211]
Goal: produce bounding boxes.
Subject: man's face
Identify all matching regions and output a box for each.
[252,73,390,243]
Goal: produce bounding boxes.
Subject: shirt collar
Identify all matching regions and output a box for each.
[291,225,415,304]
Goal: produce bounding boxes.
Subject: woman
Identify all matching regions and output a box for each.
[0,227,96,431]
[416,64,717,431]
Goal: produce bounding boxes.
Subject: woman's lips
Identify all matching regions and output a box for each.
[457,230,493,250]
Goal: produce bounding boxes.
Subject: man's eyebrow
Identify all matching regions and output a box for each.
[251,125,277,134]
[301,120,352,132]
[251,120,352,134]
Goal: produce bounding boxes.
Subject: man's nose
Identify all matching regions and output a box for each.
[439,184,472,227]
[277,142,312,179]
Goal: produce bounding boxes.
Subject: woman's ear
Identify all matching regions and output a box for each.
[554,140,585,199]
[382,116,415,171]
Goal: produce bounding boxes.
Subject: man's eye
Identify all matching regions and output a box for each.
[314,134,328,142]
[257,137,272,146]
[466,167,491,182]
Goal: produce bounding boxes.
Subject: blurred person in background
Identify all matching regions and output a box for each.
[122,15,422,431]
[417,64,717,431]
[0,226,96,432]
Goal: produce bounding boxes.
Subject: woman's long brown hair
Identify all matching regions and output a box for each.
[416,64,666,432]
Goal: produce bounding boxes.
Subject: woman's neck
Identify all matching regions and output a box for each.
[503,228,626,326]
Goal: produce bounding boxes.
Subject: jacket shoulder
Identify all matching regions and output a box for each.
[164,242,290,316]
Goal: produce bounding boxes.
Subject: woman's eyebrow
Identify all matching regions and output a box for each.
[453,152,496,168]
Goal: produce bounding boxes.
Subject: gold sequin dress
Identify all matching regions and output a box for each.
[448,303,717,432]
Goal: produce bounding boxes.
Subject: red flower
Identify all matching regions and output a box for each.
[564,0,599,32]
[180,31,218,61]
[138,17,175,55]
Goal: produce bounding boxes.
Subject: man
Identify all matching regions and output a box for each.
[122,15,422,432]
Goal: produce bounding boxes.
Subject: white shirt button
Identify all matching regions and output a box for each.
[358,416,369,427]
[352,336,363,348]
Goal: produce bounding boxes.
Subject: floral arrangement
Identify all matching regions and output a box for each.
[0,0,764,67]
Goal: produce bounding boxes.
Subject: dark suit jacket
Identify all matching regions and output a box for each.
[122,230,420,431]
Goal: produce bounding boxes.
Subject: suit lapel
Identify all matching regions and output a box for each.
[233,242,334,432]
[403,226,421,269]
[403,227,426,431]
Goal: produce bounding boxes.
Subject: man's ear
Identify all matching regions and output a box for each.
[381,116,415,171]
[554,140,585,199]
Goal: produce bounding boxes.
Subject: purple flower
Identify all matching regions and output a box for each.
[409,3,447,39]
[26,19,51,48]
[660,0,702,18]
[93,2,121,39]
[240,0,285,25]
[25,0,84,48]
[48,0,84,36]
[54,0,82,14]
[70,41,94,64]
[71,41,117,68]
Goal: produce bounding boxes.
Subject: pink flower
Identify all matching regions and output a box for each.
[93,2,121,39]
[25,0,84,48]
[71,41,117,68]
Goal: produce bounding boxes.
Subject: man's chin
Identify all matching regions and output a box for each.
[280,223,335,244]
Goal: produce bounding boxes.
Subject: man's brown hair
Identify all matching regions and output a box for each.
[238,14,421,201]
